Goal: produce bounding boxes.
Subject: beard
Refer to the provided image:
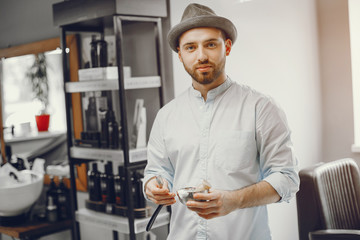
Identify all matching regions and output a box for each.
[182,57,226,85]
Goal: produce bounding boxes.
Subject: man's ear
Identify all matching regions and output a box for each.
[225,39,232,56]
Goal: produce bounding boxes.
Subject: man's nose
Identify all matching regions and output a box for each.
[197,47,208,63]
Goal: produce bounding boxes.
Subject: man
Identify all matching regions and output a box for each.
[143,3,299,239]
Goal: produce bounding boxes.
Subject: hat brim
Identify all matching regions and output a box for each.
[167,15,237,52]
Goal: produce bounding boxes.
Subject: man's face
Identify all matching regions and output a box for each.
[177,27,232,85]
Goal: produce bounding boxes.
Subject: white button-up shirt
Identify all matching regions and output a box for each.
[144,78,299,240]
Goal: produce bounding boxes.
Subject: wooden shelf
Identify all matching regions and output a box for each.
[0,219,72,239]
[65,76,161,93]
[70,146,147,163]
[76,208,169,234]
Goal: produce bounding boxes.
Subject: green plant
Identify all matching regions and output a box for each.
[27,53,49,114]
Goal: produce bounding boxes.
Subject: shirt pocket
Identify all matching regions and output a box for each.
[214,131,256,171]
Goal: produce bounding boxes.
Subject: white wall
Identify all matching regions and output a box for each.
[317,0,359,163]
[169,0,323,239]
[0,0,61,49]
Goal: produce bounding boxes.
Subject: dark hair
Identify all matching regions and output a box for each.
[220,29,228,41]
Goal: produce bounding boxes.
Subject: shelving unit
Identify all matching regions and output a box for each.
[52,0,173,239]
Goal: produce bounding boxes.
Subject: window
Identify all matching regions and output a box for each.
[1,50,66,136]
[349,0,360,152]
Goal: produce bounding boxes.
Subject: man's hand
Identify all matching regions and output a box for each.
[186,181,281,220]
[145,177,176,206]
[186,190,236,219]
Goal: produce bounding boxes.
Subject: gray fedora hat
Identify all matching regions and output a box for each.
[167,3,237,52]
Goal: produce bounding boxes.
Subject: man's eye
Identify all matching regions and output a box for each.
[186,46,195,51]
[207,43,216,48]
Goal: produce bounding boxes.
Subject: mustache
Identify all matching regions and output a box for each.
[198,59,209,64]
[195,60,214,68]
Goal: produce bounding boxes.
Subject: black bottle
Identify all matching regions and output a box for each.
[105,100,119,149]
[46,176,58,222]
[98,35,108,67]
[135,172,146,208]
[100,166,108,203]
[103,94,112,148]
[114,166,125,206]
[132,171,146,208]
[57,177,71,220]
[108,115,119,149]
[88,163,101,201]
[99,92,108,148]
[100,162,115,204]
[131,173,138,208]
[100,112,108,148]
[86,96,98,131]
[46,195,58,222]
[105,162,115,204]
[90,35,98,68]
[47,176,58,203]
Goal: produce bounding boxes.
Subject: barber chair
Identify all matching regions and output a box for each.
[296,158,360,240]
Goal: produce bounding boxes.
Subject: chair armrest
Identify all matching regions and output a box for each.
[309,229,360,240]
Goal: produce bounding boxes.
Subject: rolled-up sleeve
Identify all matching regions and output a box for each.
[256,98,299,203]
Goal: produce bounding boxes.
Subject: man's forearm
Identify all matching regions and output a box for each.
[230,181,281,209]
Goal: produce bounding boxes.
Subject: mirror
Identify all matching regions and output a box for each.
[0,35,87,191]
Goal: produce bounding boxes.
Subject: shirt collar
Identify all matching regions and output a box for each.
[190,77,233,101]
